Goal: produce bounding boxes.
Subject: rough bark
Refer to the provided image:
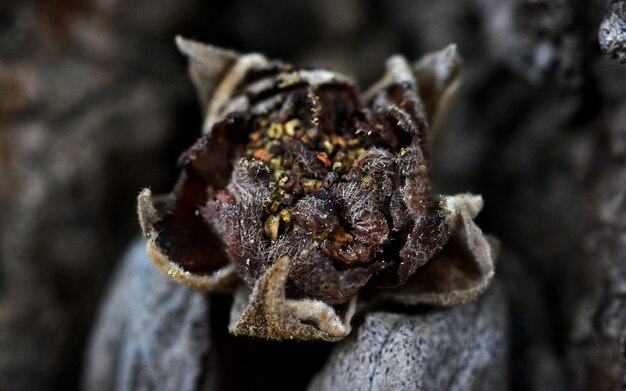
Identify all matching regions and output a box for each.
[83,239,211,391]
[308,285,508,391]
[85,239,508,391]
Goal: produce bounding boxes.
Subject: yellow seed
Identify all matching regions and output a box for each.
[331,134,346,147]
[280,209,292,223]
[323,139,334,154]
[268,123,284,139]
[306,128,317,138]
[264,214,281,241]
[313,231,331,241]
[270,157,282,169]
[285,119,302,136]
[332,161,343,171]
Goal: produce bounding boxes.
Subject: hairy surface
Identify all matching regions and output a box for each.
[136,40,496,340]
[162,55,456,305]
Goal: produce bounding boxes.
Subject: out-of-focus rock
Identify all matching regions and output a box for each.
[474,0,582,85]
[308,285,508,391]
[83,239,210,391]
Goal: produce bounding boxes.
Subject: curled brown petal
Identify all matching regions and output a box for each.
[137,189,237,291]
[175,36,238,114]
[261,227,384,305]
[138,39,495,342]
[413,44,462,136]
[374,194,496,306]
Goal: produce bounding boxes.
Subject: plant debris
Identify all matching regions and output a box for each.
[137,37,497,341]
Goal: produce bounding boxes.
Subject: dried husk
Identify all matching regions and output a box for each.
[373,193,497,307]
[136,37,497,341]
[229,257,357,341]
[138,188,238,292]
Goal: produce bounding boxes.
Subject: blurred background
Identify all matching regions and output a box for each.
[1,0,625,390]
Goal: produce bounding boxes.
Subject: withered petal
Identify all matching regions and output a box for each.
[288,251,383,305]
[178,113,248,189]
[396,145,433,219]
[138,40,496,342]
[262,227,381,304]
[205,52,269,132]
[229,257,356,341]
[375,194,496,306]
[413,44,462,137]
[211,160,273,285]
[175,36,238,117]
[137,189,238,292]
[293,192,337,233]
[372,209,451,288]
[205,199,270,285]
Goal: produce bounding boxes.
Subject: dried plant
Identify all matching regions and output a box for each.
[137,37,497,341]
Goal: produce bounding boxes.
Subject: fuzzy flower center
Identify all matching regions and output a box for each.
[244,112,368,247]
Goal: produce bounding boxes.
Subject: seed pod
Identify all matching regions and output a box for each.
[137,37,497,341]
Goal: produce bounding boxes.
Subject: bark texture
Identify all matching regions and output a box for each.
[83,240,210,391]
[308,285,508,391]
[84,239,508,391]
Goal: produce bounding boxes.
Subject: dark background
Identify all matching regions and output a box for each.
[1,0,625,390]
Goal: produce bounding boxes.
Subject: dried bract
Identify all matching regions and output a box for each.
[137,37,497,341]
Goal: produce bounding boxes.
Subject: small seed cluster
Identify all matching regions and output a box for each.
[244,115,366,242]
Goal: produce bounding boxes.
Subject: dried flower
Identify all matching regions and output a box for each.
[137,37,497,341]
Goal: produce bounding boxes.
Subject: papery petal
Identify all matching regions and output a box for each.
[175,36,238,116]
[414,44,462,136]
[229,257,356,341]
[374,194,496,306]
[137,189,237,291]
